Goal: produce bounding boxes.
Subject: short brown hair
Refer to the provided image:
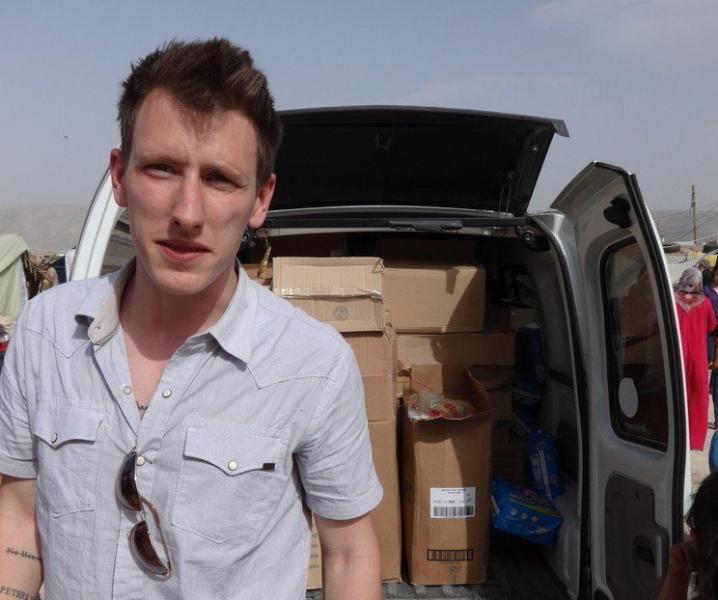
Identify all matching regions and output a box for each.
[118,38,283,186]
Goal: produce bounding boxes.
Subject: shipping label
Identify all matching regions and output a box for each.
[430,487,476,518]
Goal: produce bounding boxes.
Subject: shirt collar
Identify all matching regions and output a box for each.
[76,260,134,345]
[75,259,255,364]
[206,264,255,364]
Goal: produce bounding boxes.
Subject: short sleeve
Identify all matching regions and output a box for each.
[296,344,383,520]
[0,309,37,478]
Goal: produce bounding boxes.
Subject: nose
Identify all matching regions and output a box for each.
[171,173,204,232]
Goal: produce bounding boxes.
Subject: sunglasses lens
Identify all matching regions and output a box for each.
[129,521,170,577]
[117,451,142,511]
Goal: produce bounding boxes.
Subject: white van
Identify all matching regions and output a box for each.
[71,107,689,600]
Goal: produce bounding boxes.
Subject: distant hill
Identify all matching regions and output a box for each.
[0,205,88,252]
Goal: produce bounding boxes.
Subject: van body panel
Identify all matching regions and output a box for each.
[71,170,120,281]
[274,106,567,217]
[548,162,686,599]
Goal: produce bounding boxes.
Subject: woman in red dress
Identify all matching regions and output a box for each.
[676,267,718,450]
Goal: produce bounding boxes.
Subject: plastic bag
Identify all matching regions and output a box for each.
[406,389,477,422]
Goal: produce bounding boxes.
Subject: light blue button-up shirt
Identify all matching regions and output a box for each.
[0,262,382,599]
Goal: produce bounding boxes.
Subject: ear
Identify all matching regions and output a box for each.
[248,173,276,230]
[109,148,129,208]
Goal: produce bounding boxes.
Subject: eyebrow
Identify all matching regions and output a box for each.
[133,152,249,180]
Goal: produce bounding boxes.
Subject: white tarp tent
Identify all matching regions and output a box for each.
[0,233,29,321]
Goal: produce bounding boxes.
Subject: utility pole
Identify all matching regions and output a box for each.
[691,185,697,245]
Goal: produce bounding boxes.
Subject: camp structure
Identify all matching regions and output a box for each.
[0,233,30,322]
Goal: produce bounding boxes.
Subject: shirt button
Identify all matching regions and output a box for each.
[136,456,146,467]
[228,460,238,471]
[123,386,132,395]
[161,389,172,399]
[50,433,58,443]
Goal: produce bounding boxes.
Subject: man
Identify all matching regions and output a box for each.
[697,257,712,287]
[0,39,382,599]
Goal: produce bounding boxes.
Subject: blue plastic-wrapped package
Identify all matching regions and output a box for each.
[491,477,563,545]
[527,430,565,498]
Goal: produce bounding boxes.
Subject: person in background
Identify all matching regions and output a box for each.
[676,267,716,451]
[658,471,718,599]
[704,266,718,429]
[697,258,712,287]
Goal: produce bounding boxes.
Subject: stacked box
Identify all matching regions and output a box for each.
[306,420,402,588]
[493,429,526,487]
[470,365,514,422]
[384,263,486,333]
[401,365,493,585]
[273,256,384,333]
[344,331,395,422]
[396,332,515,373]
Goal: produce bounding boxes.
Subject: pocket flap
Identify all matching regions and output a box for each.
[184,424,283,476]
[33,405,105,446]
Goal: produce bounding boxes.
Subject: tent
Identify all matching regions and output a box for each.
[0,233,29,321]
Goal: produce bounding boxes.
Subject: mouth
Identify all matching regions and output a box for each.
[156,239,210,262]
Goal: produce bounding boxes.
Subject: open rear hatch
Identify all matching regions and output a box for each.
[268,106,568,227]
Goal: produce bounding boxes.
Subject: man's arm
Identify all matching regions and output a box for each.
[316,513,381,600]
[0,476,42,599]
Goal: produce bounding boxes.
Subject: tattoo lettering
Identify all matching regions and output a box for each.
[4,548,41,563]
[0,586,40,600]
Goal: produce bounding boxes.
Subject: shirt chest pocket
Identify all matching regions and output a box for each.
[172,423,288,544]
[32,405,105,517]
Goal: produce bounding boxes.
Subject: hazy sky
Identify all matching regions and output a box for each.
[1,0,716,211]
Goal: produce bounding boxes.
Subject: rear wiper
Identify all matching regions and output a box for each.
[388,219,463,232]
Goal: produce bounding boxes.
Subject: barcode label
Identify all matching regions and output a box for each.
[430,487,476,519]
[432,505,475,518]
[427,549,474,562]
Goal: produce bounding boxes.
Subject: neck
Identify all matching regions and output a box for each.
[120,263,237,348]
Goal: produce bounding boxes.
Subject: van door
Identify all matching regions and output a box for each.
[536,162,686,600]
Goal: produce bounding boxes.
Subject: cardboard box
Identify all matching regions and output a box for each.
[401,365,493,585]
[469,366,513,390]
[306,420,403,588]
[485,307,539,332]
[396,332,515,372]
[273,257,384,332]
[494,422,511,447]
[493,430,526,487]
[383,263,486,333]
[468,368,513,421]
[307,517,322,590]
[488,389,512,422]
[249,232,348,262]
[377,238,476,263]
[369,420,402,582]
[344,332,395,422]
[242,262,272,286]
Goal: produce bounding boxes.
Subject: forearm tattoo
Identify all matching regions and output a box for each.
[4,548,41,563]
[0,586,40,599]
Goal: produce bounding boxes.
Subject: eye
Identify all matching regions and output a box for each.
[149,164,171,173]
[205,171,237,188]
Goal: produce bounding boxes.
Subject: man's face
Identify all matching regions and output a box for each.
[109,89,275,300]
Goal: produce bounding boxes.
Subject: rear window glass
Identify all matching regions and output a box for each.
[603,240,669,449]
